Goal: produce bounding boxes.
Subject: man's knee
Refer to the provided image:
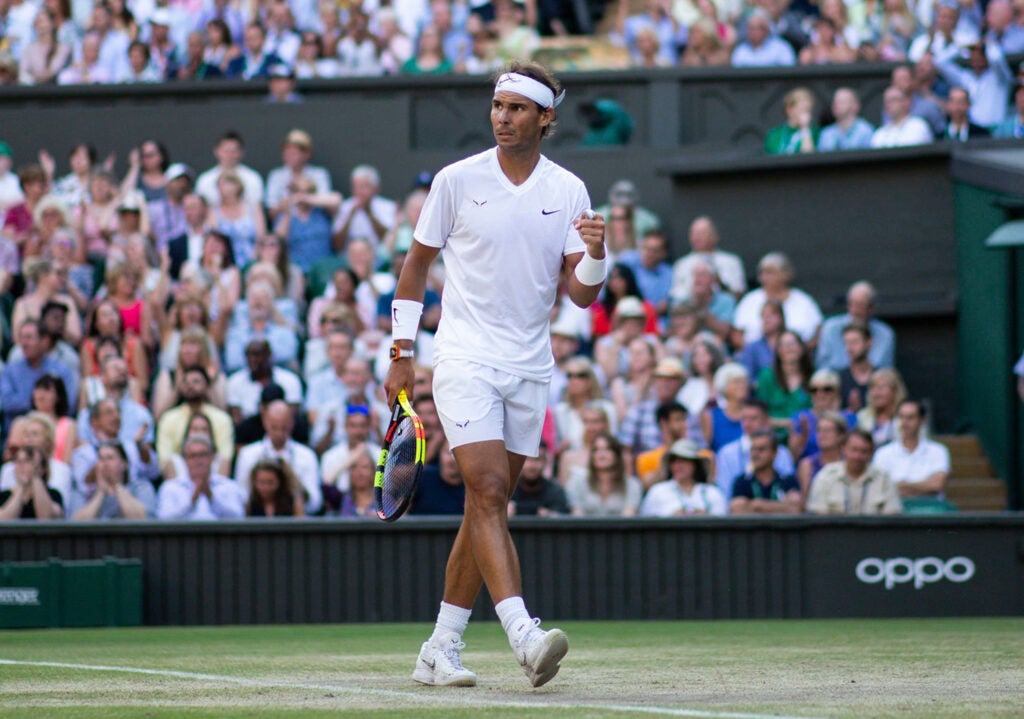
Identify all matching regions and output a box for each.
[465,471,510,513]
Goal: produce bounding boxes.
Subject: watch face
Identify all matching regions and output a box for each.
[389,345,399,360]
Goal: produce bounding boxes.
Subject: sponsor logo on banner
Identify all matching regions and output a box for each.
[0,587,41,605]
[855,556,976,590]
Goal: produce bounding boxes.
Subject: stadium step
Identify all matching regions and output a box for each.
[933,434,1007,511]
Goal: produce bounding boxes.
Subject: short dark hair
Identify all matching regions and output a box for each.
[898,398,926,418]
[749,428,778,450]
[846,428,875,448]
[842,323,872,340]
[655,401,687,424]
[219,130,245,148]
[743,398,770,415]
[182,364,210,384]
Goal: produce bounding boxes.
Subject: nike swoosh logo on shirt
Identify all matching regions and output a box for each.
[541,209,561,215]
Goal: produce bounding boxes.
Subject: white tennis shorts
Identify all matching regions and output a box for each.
[432,359,547,456]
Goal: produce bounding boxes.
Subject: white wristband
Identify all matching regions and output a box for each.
[574,251,607,286]
[390,299,423,341]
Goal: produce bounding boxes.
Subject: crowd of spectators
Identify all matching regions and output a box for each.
[0,124,957,520]
[1,0,1023,90]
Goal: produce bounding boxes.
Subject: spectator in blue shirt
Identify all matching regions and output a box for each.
[617,229,673,322]
[411,441,465,515]
[223,280,299,373]
[1,321,78,435]
[729,429,802,514]
[732,9,796,67]
[816,281,896,371]
[819,88,876,151]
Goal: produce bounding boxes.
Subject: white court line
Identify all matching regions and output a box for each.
[0,659,823,719]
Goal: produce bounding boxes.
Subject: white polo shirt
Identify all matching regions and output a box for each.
[873,438,950,487]
[414,147,589,382]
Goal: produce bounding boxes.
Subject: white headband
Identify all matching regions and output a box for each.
[494,72,565,109]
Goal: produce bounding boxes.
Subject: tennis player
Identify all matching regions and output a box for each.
[384,60,607,688]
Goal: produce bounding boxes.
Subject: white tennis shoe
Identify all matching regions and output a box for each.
[512,618,569,688]
[411,632,477,687]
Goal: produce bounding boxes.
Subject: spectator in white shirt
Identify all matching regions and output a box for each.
[872,399,950,500]
[871,86,934,147]
[156,435,246,520]
[234,400,322,514]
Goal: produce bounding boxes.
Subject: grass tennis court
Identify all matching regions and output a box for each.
[2,618,1022,718]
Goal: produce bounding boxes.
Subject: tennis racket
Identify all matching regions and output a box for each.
[374,389,426,522]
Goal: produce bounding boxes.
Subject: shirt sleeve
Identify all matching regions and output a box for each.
[413,169,456,249]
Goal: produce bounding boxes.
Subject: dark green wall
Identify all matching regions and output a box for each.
[953,182,1022,508]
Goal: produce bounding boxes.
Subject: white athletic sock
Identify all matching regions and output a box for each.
[495,596,532,644]
[429,601,472,644]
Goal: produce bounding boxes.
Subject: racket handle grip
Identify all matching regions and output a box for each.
[583,209,595,219]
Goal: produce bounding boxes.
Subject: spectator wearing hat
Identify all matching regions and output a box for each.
[635,400,689,490]
[144,8,180,80]
[618,356,687,458]
[547,317,583,408]
[639,438,725,516]
[935,38,1013,129]
[594,179,661,239]
[670,215,747,304]
[806,429,902,515]
[149,162,195,251]
[266,62,303,103]
[994,83,1024,138]
[729,429,802,514]
[594,294,657,384]
[265,129,333,222]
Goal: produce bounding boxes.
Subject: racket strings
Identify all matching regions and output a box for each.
[380,417,420,515]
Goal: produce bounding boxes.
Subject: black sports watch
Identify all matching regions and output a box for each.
[389,343,416,361]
